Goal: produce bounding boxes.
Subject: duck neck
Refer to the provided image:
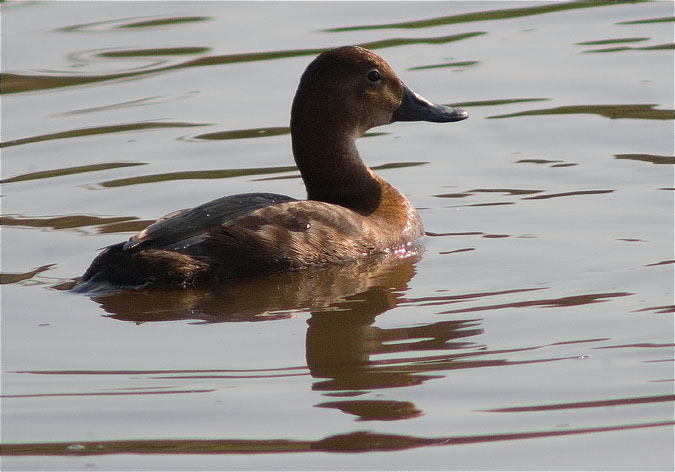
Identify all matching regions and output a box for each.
[291,123,382,215]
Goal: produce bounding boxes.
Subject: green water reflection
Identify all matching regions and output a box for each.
[617,16,674,25]
[98,47,211,58]
[582,43,674,53]
[576,37,650,46]
[409,60,479,71]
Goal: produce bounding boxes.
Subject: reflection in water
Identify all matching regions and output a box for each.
[86,253,487,415]
[194,126,289,141]
[0,214,154,237]
[521,190,614,200]
[0,264,54,285]
[615,153,675,165]
[430,186,615,207]
[581,43,673,54]
[58,15,211,33]
[97,47,212,60]
[11,255,654,451]
[0,214,148,231]
[0,162,146,184]
[117,17,210,29]
[438,292,632,315]
[96,161,428,187]
[573,37,674,54]
[4,420,672,456]
[89,253,422,324]
[82,253,594,425]
[617,16,675,25]
[59,95,190,116]
[306,294,483,394]
[408,60,479,71]
[96,165,297,188]
[316,399,422,422]
[1,32,484,94]
[450,98,548,108]
[0,121,206,149]
[516,158,577,168]
[323,1,618,32]
[488,104,675,120]
[482,394,675,413]
[435,188,542,198]
[576,37,650,46]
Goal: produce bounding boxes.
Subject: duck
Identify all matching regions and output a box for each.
[74,46,467,291]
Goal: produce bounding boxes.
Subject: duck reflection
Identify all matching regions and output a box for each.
[90,253,421,324]
[87,252,484,421]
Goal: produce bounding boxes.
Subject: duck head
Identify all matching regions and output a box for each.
[290,46,467,210]
[291,46,467,138]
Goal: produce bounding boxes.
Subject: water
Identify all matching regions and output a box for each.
[1,1,673,470]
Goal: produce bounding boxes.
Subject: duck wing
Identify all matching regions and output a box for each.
[122,193,297,252]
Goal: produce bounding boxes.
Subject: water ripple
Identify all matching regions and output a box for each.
[488,104,675,120]
[615,154,675,165]
[1,32,484,94]
[0,162,146,184]
[323,1,622,32]
[3,420,672,455]
[0,121,207,148]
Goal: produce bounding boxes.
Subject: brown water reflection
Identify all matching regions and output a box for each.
[82,254,479,400]
[488,104,675,120]
[0,214,154,238]
[615,153,675,165]
[0,264,54,285]
[0,214,150,232]
[315,399,422,422]
[516,158,568,165]
[4,420,672,456]
[522,190,614,200]
[88,253,420,323]
[79,255,591,402]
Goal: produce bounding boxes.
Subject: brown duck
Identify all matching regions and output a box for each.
[75,46,467,291]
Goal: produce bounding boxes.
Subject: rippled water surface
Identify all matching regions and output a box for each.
[1,1,674,470]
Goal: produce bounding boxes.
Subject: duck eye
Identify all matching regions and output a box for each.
[366,69,381,83]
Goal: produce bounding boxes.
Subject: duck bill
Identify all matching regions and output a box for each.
[392,82,468,123]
